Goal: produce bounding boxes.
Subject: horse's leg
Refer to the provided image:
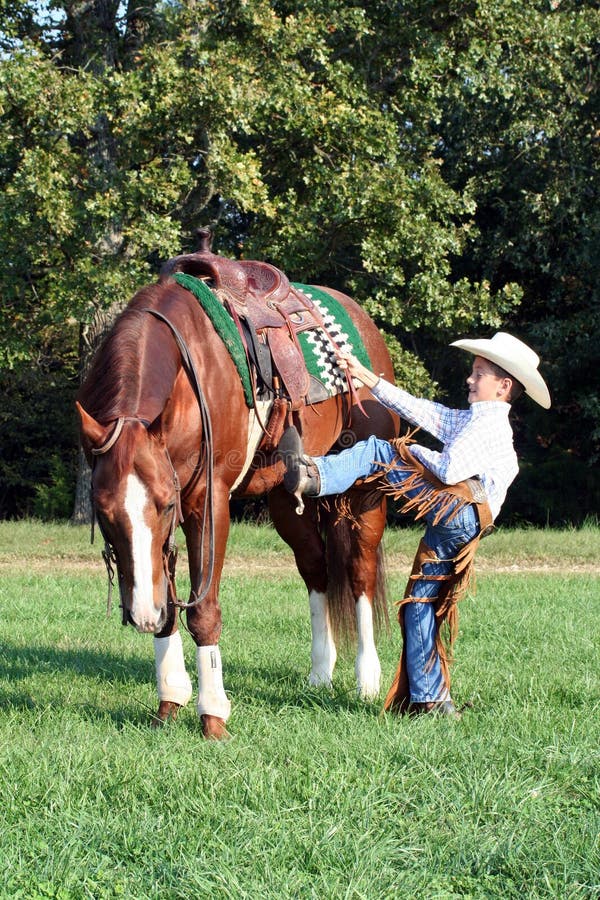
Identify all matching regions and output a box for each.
[307,589,337,688]
[268,487,337,688]
[347,495,388,699]
[184,487,232,740]
[355,593,382,700]
[152,600,194,725]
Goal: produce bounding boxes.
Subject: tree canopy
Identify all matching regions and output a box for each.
[0,0,598,522]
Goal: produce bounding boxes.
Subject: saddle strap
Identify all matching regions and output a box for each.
[240,317,274,394]
[222,298,271,435]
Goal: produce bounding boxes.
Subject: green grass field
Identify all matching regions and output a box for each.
[0,521,598,899]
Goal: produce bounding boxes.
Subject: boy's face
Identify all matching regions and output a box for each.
[466,356,512,404]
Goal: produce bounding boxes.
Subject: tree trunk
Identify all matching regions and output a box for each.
[71,446,93,524]
[70,301,125,524]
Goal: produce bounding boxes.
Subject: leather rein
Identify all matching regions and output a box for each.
[91,308,216,619]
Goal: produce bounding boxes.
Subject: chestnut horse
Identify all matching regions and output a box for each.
[77,257,397,739]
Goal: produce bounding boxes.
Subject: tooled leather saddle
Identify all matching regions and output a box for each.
[160,228,343,411]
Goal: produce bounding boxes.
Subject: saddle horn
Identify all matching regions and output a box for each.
[195,227,214,253]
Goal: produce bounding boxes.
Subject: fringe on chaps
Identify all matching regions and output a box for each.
[363,433,494,715]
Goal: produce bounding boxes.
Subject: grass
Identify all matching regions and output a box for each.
[0,521,598,898]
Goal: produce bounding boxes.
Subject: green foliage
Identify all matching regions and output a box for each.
[382,332,438,398]
[0,338,78,519]
[419,0,600,469]
[32,454,74,520]
[0,0,597,519]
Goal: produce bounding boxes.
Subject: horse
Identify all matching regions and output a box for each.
[76,237,398,739]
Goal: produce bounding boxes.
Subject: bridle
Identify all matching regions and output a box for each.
[91,417,184,621]
[90,308,217,621]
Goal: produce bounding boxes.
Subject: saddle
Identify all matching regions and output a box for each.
[160,229,332,410]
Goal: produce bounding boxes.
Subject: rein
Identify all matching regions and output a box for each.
[91,416,154,621]
[143,307,216,610]
[91,416,184,621]
[90,310,217,617]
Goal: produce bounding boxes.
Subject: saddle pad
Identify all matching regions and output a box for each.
[173,272,253,404]
[173,272,373,408]
[292,284,372,397]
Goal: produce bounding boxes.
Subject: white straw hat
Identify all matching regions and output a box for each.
[450,332,551,408]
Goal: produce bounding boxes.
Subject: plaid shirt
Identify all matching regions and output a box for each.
[372,379,519,521]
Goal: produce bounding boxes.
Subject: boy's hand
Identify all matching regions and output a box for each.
[336,352,379,389]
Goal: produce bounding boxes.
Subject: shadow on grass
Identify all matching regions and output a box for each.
[0,640,157,727]
[0,686,159,729]
[0,640,152,685]
[0,640,383,725]
[224,660,384,716]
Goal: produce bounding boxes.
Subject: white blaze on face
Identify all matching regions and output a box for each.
[124,473,159,632]
[355,593,381,700]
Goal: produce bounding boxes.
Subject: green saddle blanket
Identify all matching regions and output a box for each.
[173,272,372,408]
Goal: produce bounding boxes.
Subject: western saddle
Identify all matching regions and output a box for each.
[160,229,342,413]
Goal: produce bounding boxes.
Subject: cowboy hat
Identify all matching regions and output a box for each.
[450,332,551,408]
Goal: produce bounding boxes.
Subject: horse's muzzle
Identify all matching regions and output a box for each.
[131,607,166,634]
[123,590,167,634]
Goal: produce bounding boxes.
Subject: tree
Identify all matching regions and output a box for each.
[381,0,599,519]
[0,0,597,522]
[423,0,599,474]
[1,0,519,370]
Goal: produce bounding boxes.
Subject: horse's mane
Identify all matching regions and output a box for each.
[78,285,178,423]
[78,307,148,422]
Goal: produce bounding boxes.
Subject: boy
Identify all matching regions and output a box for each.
[280,333,550,717]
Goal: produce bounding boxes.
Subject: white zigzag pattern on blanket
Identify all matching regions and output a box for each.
[297,289,355,394]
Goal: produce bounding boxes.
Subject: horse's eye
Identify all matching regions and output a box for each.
[164,502,175,517]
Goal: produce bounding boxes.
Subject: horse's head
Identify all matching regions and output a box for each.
[77,403,181,634]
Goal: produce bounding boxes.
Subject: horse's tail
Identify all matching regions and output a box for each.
[323,509,390,645]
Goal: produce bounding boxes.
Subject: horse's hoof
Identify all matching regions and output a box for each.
[201,714,231,741]
[151,700,181,727]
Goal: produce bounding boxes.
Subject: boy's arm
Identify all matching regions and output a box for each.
[337,352,461,441]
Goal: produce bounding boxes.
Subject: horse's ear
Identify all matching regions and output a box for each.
[76,402,106,451]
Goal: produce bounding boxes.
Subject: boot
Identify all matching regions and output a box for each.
[277,426,321,514]
[408,699,462,720]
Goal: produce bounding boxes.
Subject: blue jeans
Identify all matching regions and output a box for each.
[313,435,480,702]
